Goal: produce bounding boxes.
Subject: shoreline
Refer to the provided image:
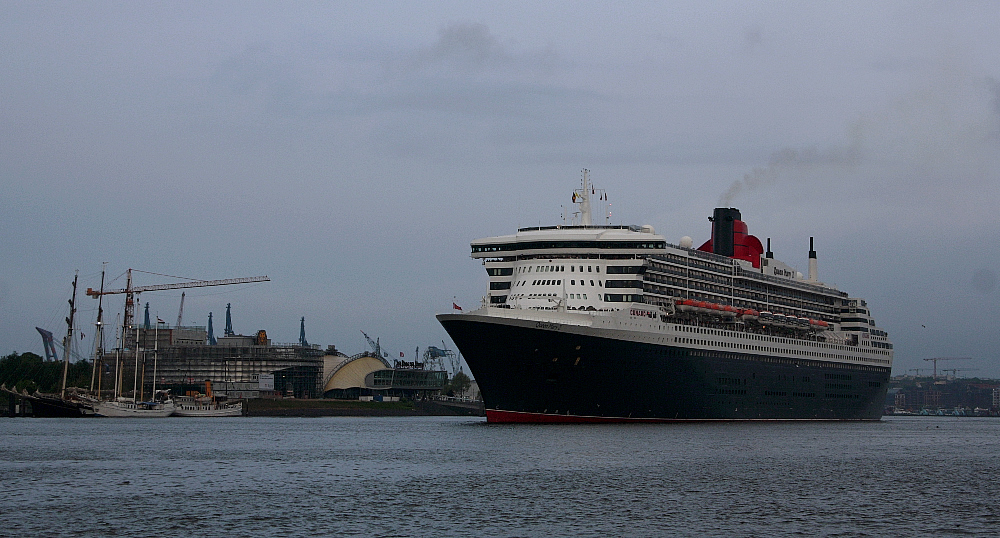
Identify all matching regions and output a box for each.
[243,398,485,418]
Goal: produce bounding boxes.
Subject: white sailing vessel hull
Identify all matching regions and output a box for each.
[172,402,243,417]
[93,399,175,418]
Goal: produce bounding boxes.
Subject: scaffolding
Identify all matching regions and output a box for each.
[97,328,323,400]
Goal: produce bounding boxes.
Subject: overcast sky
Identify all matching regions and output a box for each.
[2,1,998,377]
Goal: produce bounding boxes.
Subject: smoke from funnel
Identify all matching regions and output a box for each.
[718,146,861,207]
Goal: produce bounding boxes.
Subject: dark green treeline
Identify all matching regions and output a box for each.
[0,352,93,402]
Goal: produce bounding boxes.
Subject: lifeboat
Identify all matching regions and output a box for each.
[676,298,694,312]
[759,311,774,324]
[720,305,738,318]
[772,313,787,326]
[807,319,830,329]
[741,309,759,322]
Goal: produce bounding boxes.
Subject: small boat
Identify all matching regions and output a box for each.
[93,390,175,418]
[172,381,242,417]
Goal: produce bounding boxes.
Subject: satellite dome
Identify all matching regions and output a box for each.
[679,236,693,248]
[641,224,655,234]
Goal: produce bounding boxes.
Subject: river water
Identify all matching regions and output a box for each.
[1,416,998,537]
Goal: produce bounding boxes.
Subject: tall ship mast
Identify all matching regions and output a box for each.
[438,170,893,422]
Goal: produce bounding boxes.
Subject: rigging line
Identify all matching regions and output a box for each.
[106,270,129,286]
[184,282,268,297]
[131,269,207,281]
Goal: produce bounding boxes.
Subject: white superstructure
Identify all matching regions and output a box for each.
[469,171,893,371]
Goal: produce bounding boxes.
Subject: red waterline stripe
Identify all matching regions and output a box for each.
[486,409,682,424]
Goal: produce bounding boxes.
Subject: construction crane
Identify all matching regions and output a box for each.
[907,368,925,377]
[923,357,972,378]
[86,269,269,348]
[941,368,978,378]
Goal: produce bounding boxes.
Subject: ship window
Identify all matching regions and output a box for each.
[590,280,594,286]
[580,266,583,272]
[583,294,587,299]
[571,266,574,272]
[571,280,575,285]
[557,280,561,285]
[596,267,600,272]
[588,266,592,272]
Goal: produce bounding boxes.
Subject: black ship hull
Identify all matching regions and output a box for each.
[24,393,94,417]
[438,314,890,422]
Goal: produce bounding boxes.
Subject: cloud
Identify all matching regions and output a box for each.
[718,60,1000,235]
[400,22,559,78]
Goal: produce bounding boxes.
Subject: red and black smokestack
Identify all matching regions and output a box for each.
[709,208,741,257]
[698,207,764,268]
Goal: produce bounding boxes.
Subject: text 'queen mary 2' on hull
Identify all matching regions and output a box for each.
[437,170,892,423]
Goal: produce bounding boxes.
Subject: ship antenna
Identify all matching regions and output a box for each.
[577,169,592,226]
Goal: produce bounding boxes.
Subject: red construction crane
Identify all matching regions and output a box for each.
[86,269,269,347]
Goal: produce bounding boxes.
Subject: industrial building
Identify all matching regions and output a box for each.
[94,305,447,401]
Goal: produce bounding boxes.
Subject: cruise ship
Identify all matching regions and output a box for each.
[437,170,892,422]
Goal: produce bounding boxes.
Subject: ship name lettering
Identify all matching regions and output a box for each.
[535,322,562,330]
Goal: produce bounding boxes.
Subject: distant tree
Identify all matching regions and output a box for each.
[447,371,471,397]
[0,352,92,398]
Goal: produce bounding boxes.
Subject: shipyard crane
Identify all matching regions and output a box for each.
[422,345,453,373]
[436,340,463,375]
[923,357,972,379]
[86,269,269,347]
[175,292,185,328]
[360,331,392,367]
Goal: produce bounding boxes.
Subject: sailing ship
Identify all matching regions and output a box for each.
[5,272,97,417]
[92,390,175,418]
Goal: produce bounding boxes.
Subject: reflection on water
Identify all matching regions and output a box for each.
[2,416,999,536]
